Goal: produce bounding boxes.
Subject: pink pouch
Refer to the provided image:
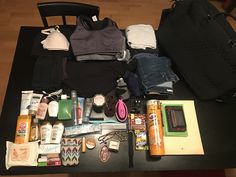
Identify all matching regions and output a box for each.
[115,99,128,122]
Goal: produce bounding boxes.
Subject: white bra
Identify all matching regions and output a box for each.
[41,26,69,51]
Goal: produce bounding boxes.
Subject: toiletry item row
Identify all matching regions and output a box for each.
[15,115,64,144]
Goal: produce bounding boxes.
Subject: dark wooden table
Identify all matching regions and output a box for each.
[0,26,236,175]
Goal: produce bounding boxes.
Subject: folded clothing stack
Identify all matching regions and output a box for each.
[70,16,128,61]
[125,24,156,50]
[125,53,179,96]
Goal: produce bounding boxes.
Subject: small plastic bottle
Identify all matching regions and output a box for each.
[36,97,48,120]
[29,118,40,141]
[40,121,52,144]
[48,100,59,117]
[50,121,64,144]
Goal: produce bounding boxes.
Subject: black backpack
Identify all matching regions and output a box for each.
[157,0,236,101]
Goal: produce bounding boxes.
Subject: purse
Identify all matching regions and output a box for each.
[157,0,236,101]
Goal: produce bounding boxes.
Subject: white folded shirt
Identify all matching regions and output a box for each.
[125,24,156,49]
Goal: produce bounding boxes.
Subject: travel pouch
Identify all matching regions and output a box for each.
[61,138,81,166]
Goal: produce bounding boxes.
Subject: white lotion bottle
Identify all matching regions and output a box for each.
[50,121,64,144]
[40,121,52,144]
[48,100,59,117]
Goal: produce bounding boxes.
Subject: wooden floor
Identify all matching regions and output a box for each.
[0,0,235,177]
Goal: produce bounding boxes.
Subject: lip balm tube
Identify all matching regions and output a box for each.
[82,137,86,153]
[20,90,33,115]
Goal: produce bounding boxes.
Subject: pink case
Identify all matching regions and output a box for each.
[115,99,128,122]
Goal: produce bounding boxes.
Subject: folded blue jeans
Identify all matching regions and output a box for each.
[134,53,179,94]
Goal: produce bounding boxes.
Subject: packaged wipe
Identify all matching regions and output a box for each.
[5,141,38,170]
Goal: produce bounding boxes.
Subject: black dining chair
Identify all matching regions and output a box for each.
[37,1,100,27]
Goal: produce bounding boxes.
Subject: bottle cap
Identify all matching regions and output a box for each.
[146,99,159,106]
[33,118,39,123]
[42,97,49,103]
[71,90,77,99]
[61,94,68,100]
[54,121,64,126]
[41,121,52,126]
[93,94,105,106]
[93,94,105,113]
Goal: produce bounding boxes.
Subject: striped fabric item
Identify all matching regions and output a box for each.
[61,138,81,166]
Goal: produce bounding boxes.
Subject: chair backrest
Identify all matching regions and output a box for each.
[37,1,100,27]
